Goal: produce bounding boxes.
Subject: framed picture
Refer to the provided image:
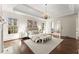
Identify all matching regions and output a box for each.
[8,17,18,34]
[27,20,38,31]
[27,20,32,30]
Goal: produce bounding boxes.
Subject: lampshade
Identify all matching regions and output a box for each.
[0,16,6,24]
[43,13,48,19]
[43,4,49,19]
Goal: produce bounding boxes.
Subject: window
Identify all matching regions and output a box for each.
[8,17,18,34]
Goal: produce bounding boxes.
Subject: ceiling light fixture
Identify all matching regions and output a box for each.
[43,4,48,19]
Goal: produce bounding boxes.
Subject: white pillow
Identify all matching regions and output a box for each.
[30,35,39,41]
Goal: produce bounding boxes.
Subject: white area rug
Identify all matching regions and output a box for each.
[24,38,63,54]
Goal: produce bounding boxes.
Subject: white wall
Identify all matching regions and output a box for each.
[1,4,54,41]
[57,14,76,38]
[1,4,45,41]
[76,12,79,39]
[2,11,28,41]
[0,5,2,41]
[0,4,27,41]
[0,5,4,53]
[2,11,45,41]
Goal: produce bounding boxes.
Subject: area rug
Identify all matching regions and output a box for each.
[24,38,63,54]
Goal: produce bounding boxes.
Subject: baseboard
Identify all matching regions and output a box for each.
[4,37,29,43]
[61,36,76,40]
[4,39,20,43]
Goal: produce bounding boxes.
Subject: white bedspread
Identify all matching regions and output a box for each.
[29,33,52,42]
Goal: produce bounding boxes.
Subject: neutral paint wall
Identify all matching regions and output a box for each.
[0,5,2,41]
[1,11,45,41]
[1,5,52,41]
[0,5,3,53]
[1,4,45,41]
[2,11,28,41]
[57,14,76,38]
[76,12,79,39]
[1,11,77,40]
[0,21,2,53]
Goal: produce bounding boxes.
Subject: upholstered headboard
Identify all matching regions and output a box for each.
[28,30,39,35]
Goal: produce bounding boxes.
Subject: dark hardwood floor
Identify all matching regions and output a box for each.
[4,37,79,54]
[20,40,34,54]
[50,38,78,54]
[19,37,78,54]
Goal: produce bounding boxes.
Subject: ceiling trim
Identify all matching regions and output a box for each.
[23,4,44,14]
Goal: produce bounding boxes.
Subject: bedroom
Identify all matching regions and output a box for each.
[0,4,78,54]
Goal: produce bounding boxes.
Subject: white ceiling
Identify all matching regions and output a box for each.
[2,4,79,18]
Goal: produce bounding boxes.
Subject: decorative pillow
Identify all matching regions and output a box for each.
[29,33,52,43]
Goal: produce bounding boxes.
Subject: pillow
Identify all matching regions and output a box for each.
[30,35,39,42]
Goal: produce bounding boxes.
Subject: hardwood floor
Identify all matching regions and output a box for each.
[50,38,78,54]
[4,40,15,48]
[3,37,79,54]
[20,40,34,54]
